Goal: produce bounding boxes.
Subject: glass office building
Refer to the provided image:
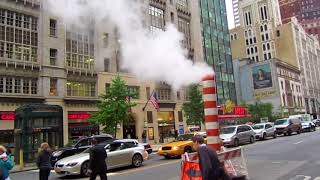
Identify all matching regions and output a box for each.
[199,0,237,105]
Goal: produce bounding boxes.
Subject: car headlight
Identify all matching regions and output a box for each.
[172,146,180,150]
[66,162,78,167]
[52,151,63,157]
[158,147,162,151]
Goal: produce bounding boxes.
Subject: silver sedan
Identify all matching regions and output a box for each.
[54,139,149,177]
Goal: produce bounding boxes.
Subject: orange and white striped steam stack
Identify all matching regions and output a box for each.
[202,74,221,151]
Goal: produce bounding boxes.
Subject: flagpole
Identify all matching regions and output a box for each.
[142,89,155,111]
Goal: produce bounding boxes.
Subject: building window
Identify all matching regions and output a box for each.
[31,79,37,94]
[49,19,57,37]
[50,48,57,66]
[66,28,94,70]
[14,78,21,93]
[177,91,181,100]
[6,78,13,93]
[246,39,249,45]
[23,79,30,94]
[276,30,280,37]
[50,79,58,96]
[149,6,165,34]
[170,12,174,23]
[178,111,183,122]
[105,83,110,92]
[178,17,191,49]
[146,87,150,99]
[234,33,237,39]
[281,81,284,90]
[66,81,96,97]
[104,58,110,72]
[127,86,140,99]
[147,111,153,123]
[268,52,272,59]
[267,43,270,50]
[263,44,266,51]
[103,33,108,47]
[177,0,188,9]
[157,88,171,100]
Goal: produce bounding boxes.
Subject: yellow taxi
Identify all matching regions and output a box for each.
[157,132,206,159]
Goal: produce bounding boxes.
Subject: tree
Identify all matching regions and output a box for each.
[89,75,137,136]
[247,101,273,123]
[182,85,204,126]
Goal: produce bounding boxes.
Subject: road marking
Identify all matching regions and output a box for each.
[108,160,180,176]
[294,141,303,145]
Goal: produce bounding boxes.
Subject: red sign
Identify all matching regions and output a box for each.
[0,112,15,121]
[68,113,91,119]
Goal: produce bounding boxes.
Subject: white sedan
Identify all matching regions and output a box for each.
[54,139,149,177]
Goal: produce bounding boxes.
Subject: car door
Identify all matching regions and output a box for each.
[243,126,252,142]
[265,124,272,136]
[106,142,121,169]
[236,126,245,144]
[107,142,133,168]
[75,138,91,154]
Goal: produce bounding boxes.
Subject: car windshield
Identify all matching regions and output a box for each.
[275,119,288,125]
[176,134,194,141]
[221,127,236,134]
[252,124,264,130]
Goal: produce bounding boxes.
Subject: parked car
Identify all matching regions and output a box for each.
[252,123,277,140]
[274,118,302,136]
[54,139,148,177]
[158,132,207,159]
[312,119,320,127]
[51,134,114,166]
[220,125,255,147]
[289,114,316,132]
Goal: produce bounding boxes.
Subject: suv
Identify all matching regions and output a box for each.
[51,134,113,166]
[252,123,277,140]
[290,114,316,132]
[274,118,302,136]
[220,125,255,147]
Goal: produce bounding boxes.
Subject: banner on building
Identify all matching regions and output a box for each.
[252,64,273,89]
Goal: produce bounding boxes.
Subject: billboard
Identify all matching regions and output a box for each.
[252,64,273,89]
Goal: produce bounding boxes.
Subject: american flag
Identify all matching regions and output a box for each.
[150,92,160,111]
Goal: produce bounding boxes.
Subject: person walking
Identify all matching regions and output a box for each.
[192,135,230,180]
[36,143,52,180]
[88,138,108,180]
[0,145,14,180]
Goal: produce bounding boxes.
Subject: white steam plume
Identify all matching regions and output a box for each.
[46,0,214,89]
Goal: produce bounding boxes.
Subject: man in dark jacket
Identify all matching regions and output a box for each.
[89,138,108,180]
[192,135,230,180]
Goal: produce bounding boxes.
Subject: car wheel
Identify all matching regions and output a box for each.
[250,136,255,143]
[234,138,239,147]
[262,133,266,140]
[132,154,143,168]
[184,146,193,153]
[164,155,171,159]
[297,128,301,134]
[273,133,277,138]
[81,161,90,177]
[288,130,292,136]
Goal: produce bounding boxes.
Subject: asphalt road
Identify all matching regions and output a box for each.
[11,130,320,180]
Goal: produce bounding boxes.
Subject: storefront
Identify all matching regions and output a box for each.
[0,112,15,145]
[218,106,252,126]
[157,111,175,142]
[68,112,99,142]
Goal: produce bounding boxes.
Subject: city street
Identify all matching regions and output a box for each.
[11,130,320,180]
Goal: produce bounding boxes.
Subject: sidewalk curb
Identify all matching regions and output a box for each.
[11,167,38,174]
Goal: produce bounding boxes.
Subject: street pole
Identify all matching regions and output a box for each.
[202,74,220,151]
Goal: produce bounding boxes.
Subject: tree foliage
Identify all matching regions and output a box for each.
[247,101,273,123]
[89,75,137,136]
[182,85,204,126]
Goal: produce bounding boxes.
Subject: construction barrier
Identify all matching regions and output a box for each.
[181,147,248,180]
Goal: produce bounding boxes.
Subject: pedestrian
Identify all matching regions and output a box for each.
[88,138,107,180]
[0,145,14,180]
[192,135,230,180]
[36,143,52,180]
[142,131,147,143]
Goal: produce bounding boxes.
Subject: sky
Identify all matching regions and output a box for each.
[225,0,235,29]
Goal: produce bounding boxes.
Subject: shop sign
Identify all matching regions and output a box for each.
[0,112,15,121]
[68,113,91,119]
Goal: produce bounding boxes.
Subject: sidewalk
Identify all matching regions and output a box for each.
[11,164,37,173]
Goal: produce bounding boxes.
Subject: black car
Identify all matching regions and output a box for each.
[312,119,320,127]
[51,134,113,166]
